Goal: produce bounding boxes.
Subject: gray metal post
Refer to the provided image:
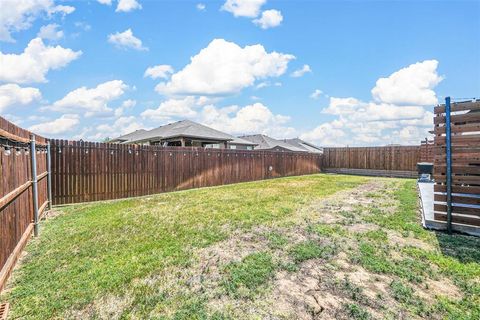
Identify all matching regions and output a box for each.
[445,97,452,234]
[47,140,53,210]
[30,134,39,236]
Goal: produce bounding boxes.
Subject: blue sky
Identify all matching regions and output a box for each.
[0,0,479,146]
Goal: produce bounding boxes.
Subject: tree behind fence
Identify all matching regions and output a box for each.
[50,140,323,205]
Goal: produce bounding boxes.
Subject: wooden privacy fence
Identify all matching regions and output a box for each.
[420,139,434,163]
[433,99,480,229]
[50,140,323,205]
[322,146,422,177]
[0,117,51,292]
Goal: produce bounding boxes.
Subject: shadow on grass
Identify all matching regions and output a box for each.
[434,231,480,264]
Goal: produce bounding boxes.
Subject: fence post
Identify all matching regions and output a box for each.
[445,97,452,234]
[47,140,53,209]
[30,134,39,237]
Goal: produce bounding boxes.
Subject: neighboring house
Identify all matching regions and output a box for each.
[227,137,257,150]
[239,134,306,152]
[110,120,257,149]
[283,138,323,153]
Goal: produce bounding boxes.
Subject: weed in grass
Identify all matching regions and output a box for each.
[365,192,382,198]
[352,242,392,274]
[389,280,429,316]
[352,242,427,283]
[265,231,288,249]
[223,252,276,298]
[390,280,414,304]
[365,180,432,241]
[280,261,299,272]
[362,229,388,242]
[343,303,371,320]
[308,223,347,237]
[290,240,336,263]
[331,276,373,308]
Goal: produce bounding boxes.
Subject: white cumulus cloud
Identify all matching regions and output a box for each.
[116,0,142,12]
[290,64,312,77]
[200,102,295,137]
[108,29,147,51]
[0,0,74,42]
[371,60,443,106]
[37,23,63,40]
[253,9,283,29]
[0,83,42,112]
[310,89,322,99]
[49,80,128,116]
[114,99,136,117]
[95,116,144,140]
[29,114,79,135]
[141,96,199,121]
[221,0,266,18]
[0,37,82,83]
[196,3,206,11]
[155,38,294,96]
[301,60,442,146]
[144,65,174,79]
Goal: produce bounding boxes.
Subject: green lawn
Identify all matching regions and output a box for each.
[2,174,480,319]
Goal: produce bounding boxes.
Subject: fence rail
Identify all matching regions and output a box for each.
[322,146,422,177]
[433,99,480,228]
[0,117,50,292]
[50,140,323,205]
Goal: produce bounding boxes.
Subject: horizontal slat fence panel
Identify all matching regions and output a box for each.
[50,140,323,205]
[322,146,422,175]
[0,117,48,292]
[433,99,480,229]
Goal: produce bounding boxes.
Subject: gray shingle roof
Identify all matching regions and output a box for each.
[229,136,258,145]
[283,138,323,153]
[239,134,305,152]
[110,129,147,143]
[112,120,256,145]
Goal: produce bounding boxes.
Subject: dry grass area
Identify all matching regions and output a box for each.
[2,174,479,319]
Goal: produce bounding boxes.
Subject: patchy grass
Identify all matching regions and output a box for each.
[2,174,365,319]
[223,252,276,298]
[2,175,480,319]
[290,240,336,263]
[343,303,371,320]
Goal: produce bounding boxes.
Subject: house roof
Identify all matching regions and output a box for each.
[283,138,323,153]
[110,129,147,143]
[229,136,258,146]
[112,120,256,145]
[239,134,305,152]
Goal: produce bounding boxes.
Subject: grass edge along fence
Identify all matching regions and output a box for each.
[433,98,480,230]
[50,139,323,205]
[0,117,51,292]
[322,145,425,178]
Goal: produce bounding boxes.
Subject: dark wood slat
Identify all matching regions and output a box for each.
[434,100,480,113]
[434,112,480,125]
[434,212,480,226]
[434,175,480,185]
[434,166,480,175]
[434,194,480,205]
[434,204,480,216]
[434,184,480,194]
[434,123,480,134]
